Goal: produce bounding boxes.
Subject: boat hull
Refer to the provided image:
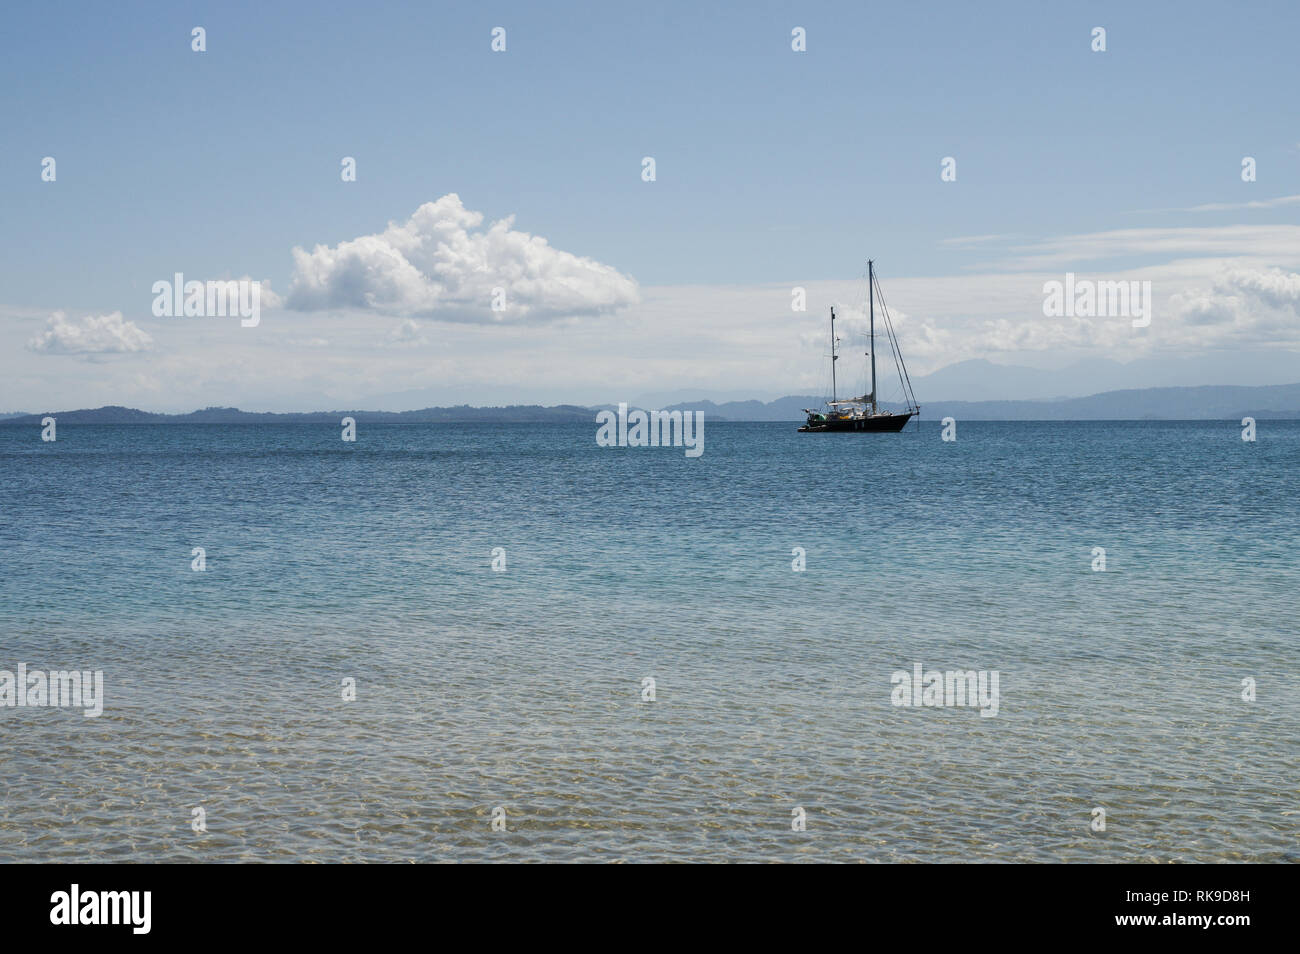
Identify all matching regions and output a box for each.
[798,412,914,433]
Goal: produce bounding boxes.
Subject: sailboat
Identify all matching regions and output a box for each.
[798,260,920,433]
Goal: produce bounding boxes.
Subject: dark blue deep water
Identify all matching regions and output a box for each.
[1,420,1296,861]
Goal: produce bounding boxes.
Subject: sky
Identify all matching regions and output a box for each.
[3,0,1299,412]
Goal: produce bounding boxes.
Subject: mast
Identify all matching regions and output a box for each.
[868,259,877,413]
[830,306,838,403]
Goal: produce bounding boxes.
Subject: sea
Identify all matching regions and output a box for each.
[1,419,1296,863]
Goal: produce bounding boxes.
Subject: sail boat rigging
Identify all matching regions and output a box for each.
[798,259,920,433]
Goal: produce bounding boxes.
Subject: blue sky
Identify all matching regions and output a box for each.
[3,0,1299,410]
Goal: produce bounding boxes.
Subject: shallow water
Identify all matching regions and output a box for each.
[1,419,1296,862]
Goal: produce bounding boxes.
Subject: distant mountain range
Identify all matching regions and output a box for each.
[0,404,595,425]
[636,383,1300,420]
[903,354,1300,402]
[3,382,1299,424]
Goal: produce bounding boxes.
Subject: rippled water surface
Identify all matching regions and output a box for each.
[1,420,1296,862]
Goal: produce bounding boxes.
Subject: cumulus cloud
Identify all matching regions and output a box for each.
[1172,295,1237,326]
[250,278,283,310]
[286,194,640,323]
[1168,267,1300,343]
[28,311,153,354]
[1172,267,1300,318]
[1217,266,1300,311]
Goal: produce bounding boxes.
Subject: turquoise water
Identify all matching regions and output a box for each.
[1,420,1296,862]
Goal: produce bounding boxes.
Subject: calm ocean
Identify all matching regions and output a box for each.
[1,420,1296,862]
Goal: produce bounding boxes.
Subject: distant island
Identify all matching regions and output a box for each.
[0,404,596,425]
[3,382,1299,424]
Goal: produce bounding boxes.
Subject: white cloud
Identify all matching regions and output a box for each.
[28,311,153,354]
[1174,295,1237,326]
[938,233,1017,247]
[7,227,1299,410]
[388,318,428,346]
[250,278,283,310]
[986,225,1300,271]
[1170,267,1300,339]
[286,194,640,323]
[1217,266,1300,311]
[1132,194,1300,214]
